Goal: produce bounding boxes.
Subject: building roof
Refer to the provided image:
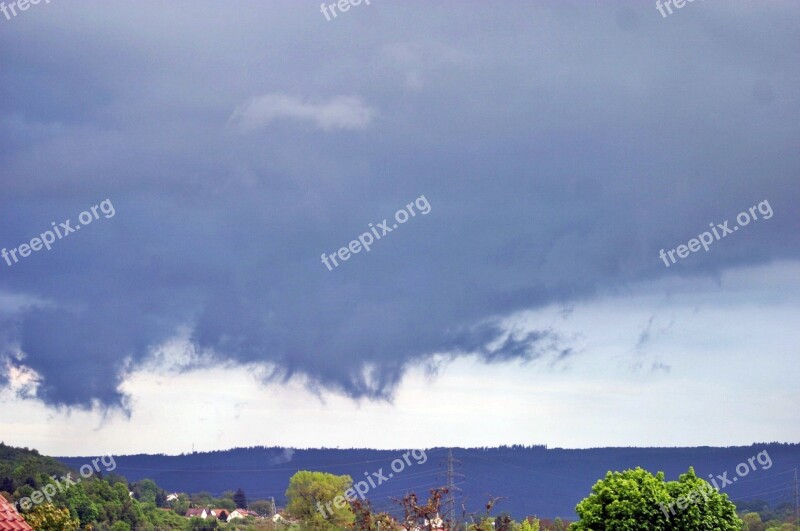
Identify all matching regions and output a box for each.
[0,496,33,531]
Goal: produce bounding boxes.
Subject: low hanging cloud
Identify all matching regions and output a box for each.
[229,93,376,132]
[0,1,798,412]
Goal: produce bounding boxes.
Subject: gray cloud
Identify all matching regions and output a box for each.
[229,94,377,132]
[0,0,798,409]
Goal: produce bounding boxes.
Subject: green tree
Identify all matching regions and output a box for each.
[24,502,81,531]
[233,487,248,509]
[143,502,190,529]
[495,513,514,530]
[190,491,216,506]
[171,495,190,516]
[468,516,496,531]
[665,468,740,530]
[132,478,159,504]
[350,499,395,531]
[573,467,672,530]
[217,498,236,511]
[741,512,765,531]
[573,467,742,530]
[285,470,354,529]
[64,482,100,526]
[249,499,274,516]
[519,517,541,531]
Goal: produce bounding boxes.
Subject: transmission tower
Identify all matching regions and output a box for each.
[794,468,799,527]
[442,449,464,528]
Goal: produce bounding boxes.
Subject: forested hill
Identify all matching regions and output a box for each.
[0,442,73,493]
[58,443,800,519]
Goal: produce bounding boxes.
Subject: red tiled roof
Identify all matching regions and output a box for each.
[0,496,33,531]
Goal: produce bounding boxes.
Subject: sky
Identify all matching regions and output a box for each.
[0,0,798,456]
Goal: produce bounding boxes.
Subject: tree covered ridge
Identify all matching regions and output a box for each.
[2,443,798,530]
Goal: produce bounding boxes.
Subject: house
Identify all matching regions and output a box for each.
[185,508,209,519]
[0,495,33,531]
[228,509,255,520]
[166,493,181,502]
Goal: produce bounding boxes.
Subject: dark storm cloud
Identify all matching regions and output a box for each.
[0,1,798,408]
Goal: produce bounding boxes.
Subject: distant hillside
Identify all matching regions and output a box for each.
[0,442,73,495]
[58,443,800,519]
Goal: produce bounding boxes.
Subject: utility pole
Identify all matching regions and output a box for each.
[794,468,799,527]
[443,449,464,529]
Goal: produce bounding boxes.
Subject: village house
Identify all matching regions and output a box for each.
[184,508,209,519]
[228,508,256,520]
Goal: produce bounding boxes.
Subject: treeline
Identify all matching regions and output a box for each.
[0,443,272,530]
[4,442,799,530]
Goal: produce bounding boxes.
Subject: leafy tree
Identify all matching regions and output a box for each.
[190,491,216,506]
[574,467,677,530]
[573,466,742,530]
[144,503,190,529]
[285,470,354,529]
[397,488,448,530]
[64,482,100,526]
[217,497,236,511]
[24,502,81,531]
[519,517,541,531]
[155,488,167,507]
[741,512,765,531]
[0,476,14,494]
[249,499,274,516]
[171,495,190,516]
[233,487,248,509]
[132,478,160,504]
[118,490,149,529]
[665,468,740,530]
[494,513,514,530]
[351,498,395,530]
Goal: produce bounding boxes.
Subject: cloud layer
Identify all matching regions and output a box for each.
[0,0,798,412]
